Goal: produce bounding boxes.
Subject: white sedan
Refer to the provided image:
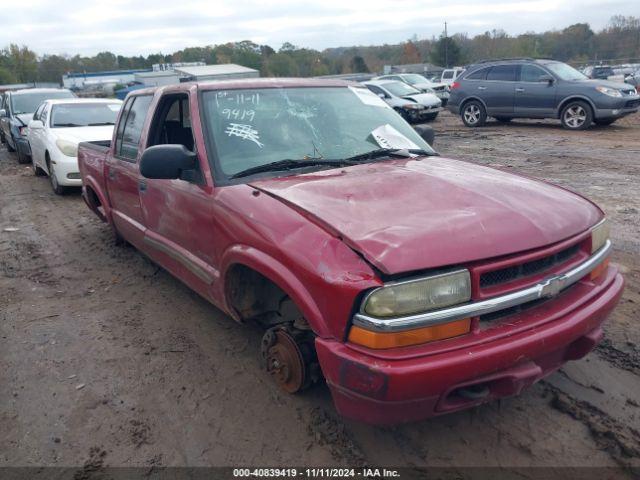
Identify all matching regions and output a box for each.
[27,98,122,194]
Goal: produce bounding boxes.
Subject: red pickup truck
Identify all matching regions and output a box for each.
[78,79,623,425]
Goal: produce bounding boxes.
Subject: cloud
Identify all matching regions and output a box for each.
[0,0,635,56]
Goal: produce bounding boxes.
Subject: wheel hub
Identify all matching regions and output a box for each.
[264,329,306,393]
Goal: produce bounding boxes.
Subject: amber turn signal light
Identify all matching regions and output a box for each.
[348,318,471,349]
[590,258,609,281]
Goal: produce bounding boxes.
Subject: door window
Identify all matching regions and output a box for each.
[117,95,153,161]
[147,94,195,152]
[520,65,548,82]
[466,67,489,80]
[487,65,517,82]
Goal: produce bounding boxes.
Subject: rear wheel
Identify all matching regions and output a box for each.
[560,101,593,130]
[594,118,617,126]
[461,100,487,127]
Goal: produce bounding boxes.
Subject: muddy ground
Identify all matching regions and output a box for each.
[1,111,639,477]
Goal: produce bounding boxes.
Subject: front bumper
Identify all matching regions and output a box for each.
[316,267,623,425]
[406,106,442,121]
[594,95,639,119]
[50,150,82,186]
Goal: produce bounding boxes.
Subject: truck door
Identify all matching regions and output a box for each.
[514,64,558,117]
[107,94,153,246]
[138,92,219,298]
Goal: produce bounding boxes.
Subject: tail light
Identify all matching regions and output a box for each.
[450,81,461,90]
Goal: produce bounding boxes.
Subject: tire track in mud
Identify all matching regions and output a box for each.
[596,338,640,377]
[544,381,640,469]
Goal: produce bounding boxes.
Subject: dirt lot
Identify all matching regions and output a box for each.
[1,111,639,476]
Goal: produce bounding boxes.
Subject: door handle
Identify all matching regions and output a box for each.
[515,88,525,92]
[477,86,487,90]
[138,180,147,192]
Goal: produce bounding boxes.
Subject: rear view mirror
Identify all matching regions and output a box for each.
[140,144,197,180]
[0,109,7,118]
[414,125,435,146]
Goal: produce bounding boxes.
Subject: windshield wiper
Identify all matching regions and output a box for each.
[88,122,115,126]
[53,123,83,127]
[342,147,434,162]
[230,158,353,179]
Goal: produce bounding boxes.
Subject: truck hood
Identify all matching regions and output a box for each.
[250,157,602,275]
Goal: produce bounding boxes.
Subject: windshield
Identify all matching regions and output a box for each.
[402,74,429,85]
[546,63,588,81]
[11,91,75,114]
[201,86,434,179]
[50,103,121,127]
[383,81,422,97]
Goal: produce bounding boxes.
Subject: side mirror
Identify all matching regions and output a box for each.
[414,125,435,146]
[539,75,554,84]
[0,109,7,118]
[140,144,197,180]
[29,120,44,129]
[377,93,386,99]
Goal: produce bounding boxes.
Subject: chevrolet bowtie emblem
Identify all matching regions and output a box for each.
[539,275,565,298]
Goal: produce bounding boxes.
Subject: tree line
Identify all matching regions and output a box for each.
[1,15,638,85]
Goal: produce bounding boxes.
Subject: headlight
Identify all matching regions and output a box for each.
[591,218,609,254]
[403,103,424,110]
[596,86,623,97]
[363,269,471,318]
[19,126,28,137]
[56,139,78,157]
[423,88,435,94]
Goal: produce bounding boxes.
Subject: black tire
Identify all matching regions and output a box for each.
[461,100,487,127]
[423,113,439,122]
[0,130,5,144]
[16,144,31,164]
[594,118,617,126]
[495,116,512,123]
[560,100,593,130]
[31,155,46,176]
[47,157,67,195]
[7,135,16,152]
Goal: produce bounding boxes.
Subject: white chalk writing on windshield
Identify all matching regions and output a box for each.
[225,123,263,148]
[216,92,260,107]
[222,108,256,122]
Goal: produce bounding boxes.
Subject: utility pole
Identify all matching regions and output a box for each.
[444,21,449,68]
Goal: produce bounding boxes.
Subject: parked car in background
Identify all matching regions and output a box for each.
[440,68,465,85]
[78,79,621,425]
[27,98,122,194]
[362,80,442,122]
[0,88,76,163]
[448,58,639,130]
[583,65,614,80]
[374,73,450,106]
[625,69,640,88]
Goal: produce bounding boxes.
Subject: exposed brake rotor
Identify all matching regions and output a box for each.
[263,329,306,393]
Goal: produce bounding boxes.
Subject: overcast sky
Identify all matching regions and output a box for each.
[1,0,637,56]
